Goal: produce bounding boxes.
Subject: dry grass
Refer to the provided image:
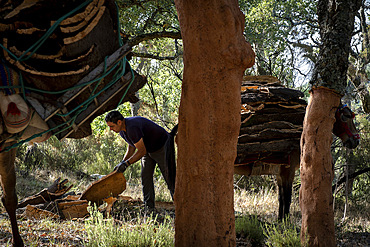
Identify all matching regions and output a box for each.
[0,171,369,246]
[0,217,86,246]
[0,168,173,246]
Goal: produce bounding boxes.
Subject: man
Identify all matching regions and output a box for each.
[105,110,176,209]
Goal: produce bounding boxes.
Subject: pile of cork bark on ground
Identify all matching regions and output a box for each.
[17,171,127,220]
[16,171,175,220]
[235,75,307,175]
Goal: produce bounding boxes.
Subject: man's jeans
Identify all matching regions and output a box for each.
[141,144,174,208]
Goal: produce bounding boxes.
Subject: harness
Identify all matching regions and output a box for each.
[335,105,360,140]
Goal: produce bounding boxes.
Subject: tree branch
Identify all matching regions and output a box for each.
[131,51,182,60]
[127,31,181,47]
[332,167,370,193]
[360,4,369,62]
[163,61,183,81]
[116,0,146,9]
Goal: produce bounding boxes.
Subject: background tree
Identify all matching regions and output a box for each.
[113,0,182,130]
[241,0,318,89]
[299,1,362,246]
[348,1,370,113]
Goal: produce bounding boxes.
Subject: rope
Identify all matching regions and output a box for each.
[0,0,93,62]
[0,0,136,152]
[56,58,127,117]
[116,62,135,107]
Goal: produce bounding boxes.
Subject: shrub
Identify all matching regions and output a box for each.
[235,214,265,246]
[263,217,306,247]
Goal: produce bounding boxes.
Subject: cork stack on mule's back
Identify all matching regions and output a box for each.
[235,75,360,220]
[0,1,147,246]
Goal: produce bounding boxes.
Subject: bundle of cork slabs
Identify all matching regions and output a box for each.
[235,75,307,175]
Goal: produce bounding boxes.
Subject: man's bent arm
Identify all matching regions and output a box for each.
[123,145,136,161]
[126,138,147,164]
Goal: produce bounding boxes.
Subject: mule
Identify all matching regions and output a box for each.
[234,104,360,220]
[333,104,360,149]
[0,142,22,246]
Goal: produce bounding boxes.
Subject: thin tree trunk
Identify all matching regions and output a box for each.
[301,1,361,245]
[173,0,255,246]
[300,88,340,247]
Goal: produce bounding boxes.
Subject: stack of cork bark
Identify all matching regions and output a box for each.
[0,0,146,140]
[235,76,307,175]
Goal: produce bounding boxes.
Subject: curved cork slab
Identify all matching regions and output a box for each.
[80,171,126,204]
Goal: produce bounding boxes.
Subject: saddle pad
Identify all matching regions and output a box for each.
[0,62,20,95]
[0,92,31,133]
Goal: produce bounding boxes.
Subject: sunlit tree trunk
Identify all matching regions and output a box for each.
[300,88,340,246]
[173,0,255,246]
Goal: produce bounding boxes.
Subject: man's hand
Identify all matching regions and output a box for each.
[114,160,130,173]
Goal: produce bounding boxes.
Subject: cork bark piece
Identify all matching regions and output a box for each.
[58,200,88,219]
[63,6,106,45]
[25,204,60,220]
[59,0,105,34]
[80,171,126,204]
[59,0,101,26]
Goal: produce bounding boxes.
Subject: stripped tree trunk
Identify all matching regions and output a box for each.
[300,88,340,246]
[173,0,255,246]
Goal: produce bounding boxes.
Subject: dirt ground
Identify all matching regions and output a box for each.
[1,198,369,246]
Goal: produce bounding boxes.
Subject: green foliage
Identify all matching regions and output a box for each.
[117,0,182,63]
[85,205,174,247]
[117,0,179,37]
[91,102,132,136]
[240,0,318,87]
[263,218,306,247]
[111,0,183,129]
[134,62,182,130]
[16,131,128,177]
[235,214,265,246]
[332,113,370,204]
[116,0,320,91]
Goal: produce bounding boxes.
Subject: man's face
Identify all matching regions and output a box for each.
[106,120,122,133]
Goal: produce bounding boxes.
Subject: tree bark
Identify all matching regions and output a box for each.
[300,88,340,247]
[348,3,370,113]
[301,1,361,246]
[173,1,255,246]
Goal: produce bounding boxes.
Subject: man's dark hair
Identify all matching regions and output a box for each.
[105,110,124,123]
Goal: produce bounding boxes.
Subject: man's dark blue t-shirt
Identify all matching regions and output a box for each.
[119,116,169,153]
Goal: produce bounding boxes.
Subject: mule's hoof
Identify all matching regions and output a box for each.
[12,238,24,247]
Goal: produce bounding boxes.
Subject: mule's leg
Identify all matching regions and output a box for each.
[276,167,294,220]
[0,147,24,247]
[276,151,299,220]
[276,174,284,220]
